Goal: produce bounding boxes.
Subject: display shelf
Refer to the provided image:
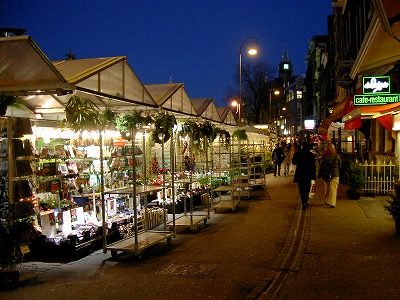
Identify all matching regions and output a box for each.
[247,142,266,189]
[166,177,209,232]
[168,214,207,233]
[212,185,240,212]
[231,142,251,198]
[104,130,175,258]
[107,230,173,259]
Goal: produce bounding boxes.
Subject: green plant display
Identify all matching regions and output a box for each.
[385,194,400,220]
[262,149,274,173]
[345,162,365,191]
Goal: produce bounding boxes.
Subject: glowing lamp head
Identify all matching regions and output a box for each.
[248,48,257,55]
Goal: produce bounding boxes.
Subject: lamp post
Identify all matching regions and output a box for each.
[239,37,258,124]
[269,89,280,123]
[231,99,240,118]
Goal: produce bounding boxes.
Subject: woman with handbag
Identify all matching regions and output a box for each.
[319,143,341,208]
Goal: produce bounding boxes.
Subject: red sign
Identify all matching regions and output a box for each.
[113,137,126,147]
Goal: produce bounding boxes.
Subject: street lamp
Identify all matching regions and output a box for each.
[239,37,258,124]
[231,99,240,113]
[269,89,280,123]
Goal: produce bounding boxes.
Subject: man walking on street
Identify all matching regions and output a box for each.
[272,143,284,177]
[292,142,316,210]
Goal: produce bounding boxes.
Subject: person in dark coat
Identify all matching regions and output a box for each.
[272,143,284,176]
[292,142,317,210]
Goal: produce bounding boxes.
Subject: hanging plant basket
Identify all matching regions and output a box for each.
[232,129,248,141]
[116,110,153,138]
[64,96,102,132]
[100,106,119,130]
[215,128,230,145]
[199,121,218,143]
[151,111,176,144]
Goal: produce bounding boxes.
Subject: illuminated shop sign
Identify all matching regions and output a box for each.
[354,94,400,105]
[362,76,390,94]
[304,119,315,130]
[355,76,399,105]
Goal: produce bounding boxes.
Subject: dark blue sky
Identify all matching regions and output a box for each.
[1,1,332,107]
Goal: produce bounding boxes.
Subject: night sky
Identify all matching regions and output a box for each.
[1,1,333,107]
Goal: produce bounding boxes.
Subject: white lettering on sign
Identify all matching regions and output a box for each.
[364,77,389,93]
[354,94,400,105]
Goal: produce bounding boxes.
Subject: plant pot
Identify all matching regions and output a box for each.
[347,188,361,200]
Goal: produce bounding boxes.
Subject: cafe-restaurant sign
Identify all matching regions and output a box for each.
[354,76,400,106]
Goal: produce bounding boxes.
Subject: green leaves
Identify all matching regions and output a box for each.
[232,129,248,141]
[115,110,152,133]
[65,96,102,132]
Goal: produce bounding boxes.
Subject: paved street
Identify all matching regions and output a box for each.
[2,172,400,299]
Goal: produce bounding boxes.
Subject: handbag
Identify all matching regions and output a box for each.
[318,155,337,182]
[309,180,316,198]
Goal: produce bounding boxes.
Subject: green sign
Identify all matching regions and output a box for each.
[362,76,390,94]
[354,94,400,106]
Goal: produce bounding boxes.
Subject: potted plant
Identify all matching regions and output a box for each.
[345,162,365,200]
[384,181,400,235]
[0,199,39,290]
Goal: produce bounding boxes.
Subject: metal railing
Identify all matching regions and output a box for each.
[360,161,396,194]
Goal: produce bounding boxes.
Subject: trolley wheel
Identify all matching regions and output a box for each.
[167,237,173,245]
[191,227,198,233]
[111,251,118,259]
[203,219,207,226]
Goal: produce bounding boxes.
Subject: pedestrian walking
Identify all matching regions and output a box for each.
[289,141,298,173]
[283,144,292,176]
[272,143,284,176]
[292,142,316,210]
[318,142,341,208]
